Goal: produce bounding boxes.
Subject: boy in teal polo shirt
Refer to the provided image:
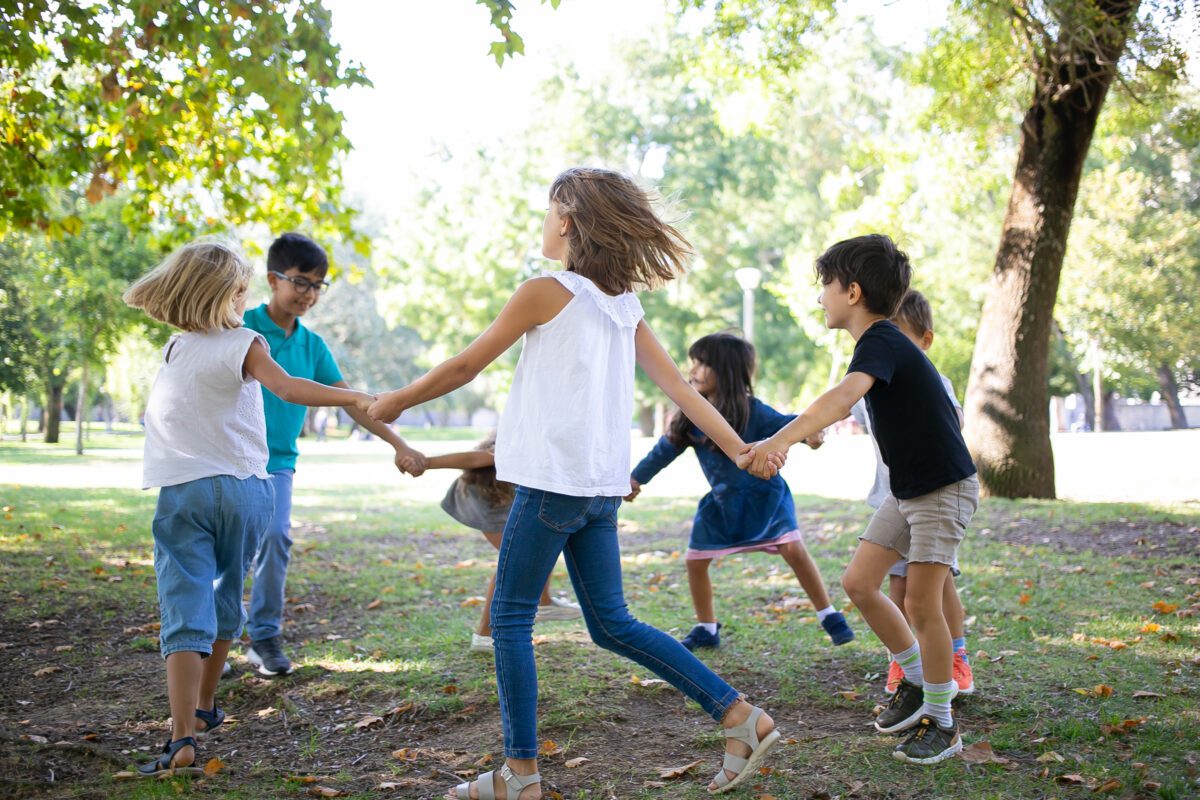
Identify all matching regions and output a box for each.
[241,233,425,676]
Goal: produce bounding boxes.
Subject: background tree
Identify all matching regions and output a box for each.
[0,1,368,245]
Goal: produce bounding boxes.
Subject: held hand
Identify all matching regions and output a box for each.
[395,445,428,477]
[368,389,406,424]
[353,392,376,415]
[805,429,825,450]
[624,477,641,502]
[739,437,788,479]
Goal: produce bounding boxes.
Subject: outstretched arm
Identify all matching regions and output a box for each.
[739,372,875,476]
[426,450,496,470]
[333,380,428,475]
[635,320,777,476]
[368,278,570,423]
[244,341,373,412]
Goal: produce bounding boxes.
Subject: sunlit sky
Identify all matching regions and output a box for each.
[325,0,1199,219]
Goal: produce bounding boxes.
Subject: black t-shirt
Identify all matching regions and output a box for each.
[846,320,976,499]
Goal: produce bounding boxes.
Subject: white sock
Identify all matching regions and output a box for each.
[920,679,956,728]
[698,621,719,635]
[815,605,836,621]
[894,641,923,685]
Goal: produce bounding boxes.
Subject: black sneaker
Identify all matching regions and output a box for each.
[246,636,293,676]
[874,679,924,733]
[680,623,721,651]
[892,716,962,764]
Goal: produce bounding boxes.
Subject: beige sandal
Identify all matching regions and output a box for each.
[453,764,541,800]
[709,706,781,794]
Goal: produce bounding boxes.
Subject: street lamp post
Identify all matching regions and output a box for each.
[734,266,763,343]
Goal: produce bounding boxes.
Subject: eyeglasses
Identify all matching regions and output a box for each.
[269,271,330,294]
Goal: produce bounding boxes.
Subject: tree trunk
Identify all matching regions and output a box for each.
[45,380,64,444]
[638,404,655,437]
[1157,364,1189,429]
[19,396,29,442]
[1101,391,1121,432]
[962,1,1137,498]
[1074,371,1096,431]
[75,359,89,455]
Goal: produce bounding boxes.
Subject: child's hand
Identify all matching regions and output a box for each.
[368,389,406,424]
[353,392,376,415]
[395,445,428,477]
[737,438,788,479]
[624,477,641,502]
[804,429,826,450]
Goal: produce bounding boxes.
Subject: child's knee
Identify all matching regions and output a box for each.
[841,571,871,602]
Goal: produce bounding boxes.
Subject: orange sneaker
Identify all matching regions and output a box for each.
[884,659,905,695]
[952,650,975,695]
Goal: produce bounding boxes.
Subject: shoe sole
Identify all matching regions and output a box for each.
[137,766,206,779]
[245,651,293,677]
[709,729,781,794]
[892,737,963,765]
[884,686,899,696]
[955,684,975,695]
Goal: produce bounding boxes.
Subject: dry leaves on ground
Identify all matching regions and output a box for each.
[203,757,224,777]
[564,757,590,768]
[658,759,704,780]
[539,740,563,757]
[958,741,1010,765]
[354,715,383,730]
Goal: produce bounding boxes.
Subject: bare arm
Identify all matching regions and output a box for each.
[426,450,495,470]
[368,278,570,423]
[740,371,876,476]
[634,321,758,466]
[244,341,373,412]
[333,380,428,475]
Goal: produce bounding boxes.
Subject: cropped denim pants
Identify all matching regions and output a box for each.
[491,486,741,759]
[246,469,295,641]
[152,475,274,658]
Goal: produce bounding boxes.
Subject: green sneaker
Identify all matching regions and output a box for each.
[892,717,962,765]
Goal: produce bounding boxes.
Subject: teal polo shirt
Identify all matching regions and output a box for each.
[243,303,343,473]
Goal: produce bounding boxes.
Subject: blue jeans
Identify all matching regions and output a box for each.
[152,475,274,658]
[246,469,295,642]
[492,486,741,759]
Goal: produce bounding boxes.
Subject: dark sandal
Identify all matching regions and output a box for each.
[137,736,204,777]
[195,704,225,735]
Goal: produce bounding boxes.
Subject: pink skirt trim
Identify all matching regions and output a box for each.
[685,529,803,561]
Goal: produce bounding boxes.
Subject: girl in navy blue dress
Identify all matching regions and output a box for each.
[628,333,854,649]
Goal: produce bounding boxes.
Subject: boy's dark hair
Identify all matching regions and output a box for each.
[814,234,911,317]
[893,290,933,335]
[667,332,755,450]
[267,233,329,276]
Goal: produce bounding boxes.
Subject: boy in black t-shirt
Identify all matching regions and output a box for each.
[739,234,979,765]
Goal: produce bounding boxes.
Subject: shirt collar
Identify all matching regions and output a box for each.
[249,303,305,340]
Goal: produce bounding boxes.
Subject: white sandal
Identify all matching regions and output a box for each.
[709,706,781,794]
[453,763,541,800]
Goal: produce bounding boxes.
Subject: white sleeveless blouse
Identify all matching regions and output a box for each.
[495,271,644,496]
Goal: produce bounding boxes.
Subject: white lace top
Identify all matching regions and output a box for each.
[141,327,270,489]
[495,271,645,496]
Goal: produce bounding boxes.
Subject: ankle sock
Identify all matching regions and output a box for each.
[952,637,968,661]
[894,642,923,685]
[698,621,719,635]
[815,605,836,622]
[920,679,956,727]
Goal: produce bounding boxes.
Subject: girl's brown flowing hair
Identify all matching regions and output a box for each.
[667,333,756,450]
[549,167,693,295]
[459,431,514,507]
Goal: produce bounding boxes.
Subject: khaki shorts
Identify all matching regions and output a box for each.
[861,475,979,566]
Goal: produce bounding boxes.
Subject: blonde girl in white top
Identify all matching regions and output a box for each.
[124,240,372,778]
[370,168,784,800]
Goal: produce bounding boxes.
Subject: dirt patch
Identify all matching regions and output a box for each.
[983,518,1200,558]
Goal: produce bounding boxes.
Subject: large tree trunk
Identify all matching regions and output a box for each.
[44,379,64,444]
[962,0,1137,498]
[1157,364,1189,429]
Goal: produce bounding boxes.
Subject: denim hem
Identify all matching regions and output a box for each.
[504,748,539,760]
[712,688,744,722]
[161,641,213,658]
[214,629,242,642]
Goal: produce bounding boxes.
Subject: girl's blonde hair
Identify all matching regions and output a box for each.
[124,238,252,331]
[459,431,514,507]
[550,167,693,295]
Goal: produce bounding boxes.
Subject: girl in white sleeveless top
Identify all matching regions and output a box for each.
[370,168,784,799]
[124,240,373,778]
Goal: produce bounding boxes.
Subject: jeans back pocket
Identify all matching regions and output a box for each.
[536,491,592,533]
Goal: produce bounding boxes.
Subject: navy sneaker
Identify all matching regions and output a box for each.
[820,611,855,645]
[680,623,721,651]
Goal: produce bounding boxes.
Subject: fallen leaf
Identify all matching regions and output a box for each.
[1037,751,1065,763]
[385,702,414,717]
[392,748,416,761]
[1142,780,1162,791]
[1018,593,1032,605]
[379,782,400,791]
[539,740,563,757]
[564,757,590,768]
[203,757,225,777]
[630,674,668,688]
[1132,690,1165,699]
[1140,622,1162,633]
[442,684,458,695]
[286,775,323,783]
[33,666,59,677]
[1092,778,1121,793]
[658,759,704,780]
[1151,600,1178,614]
[958,741,1010,764]
[256,707,278,718]
[308,788,348,798]
[365,599,383,610]
[460,596,486,608]
[20,734,48,744]
[1055,774,1086,785]
[531,635,549,645]
[1094,684,1114,698]
[837,690,861,701]
[354,715,383,730]
[54,645,73,652]
[112,771,138,781]
[474,754,493,767]
[544,792,565,800]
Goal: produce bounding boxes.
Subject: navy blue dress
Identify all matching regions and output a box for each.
[631,398,800,557]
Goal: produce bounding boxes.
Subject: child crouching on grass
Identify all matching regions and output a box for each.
[124,239,374,777]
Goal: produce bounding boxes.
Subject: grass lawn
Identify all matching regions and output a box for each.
[1,436,1197,799]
